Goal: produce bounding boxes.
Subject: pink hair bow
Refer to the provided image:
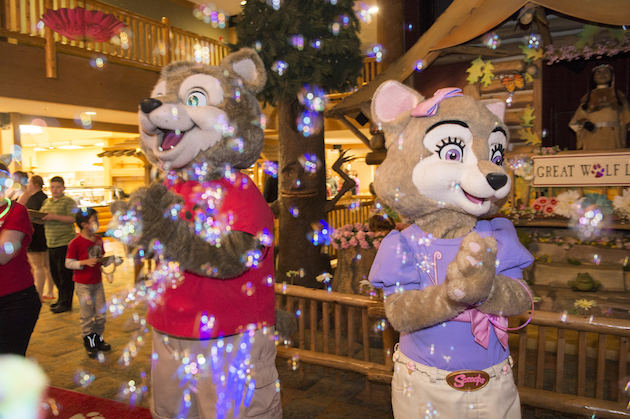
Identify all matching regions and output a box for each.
[411,87,464,117]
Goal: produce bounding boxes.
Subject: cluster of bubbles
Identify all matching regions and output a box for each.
[296,84,327,137]
[73,370,95,388]
[89,54,107,70]
[117,374,149,406]
[194,44,216,64]
[367,44,384,63]
[307,220,331,246]
[355,2,378,24]
[374,318,387,332]
[415,59,424,72]
[193,4,228,28]
[572,203,605,239]
[505,92,515,108]
[263,161,278,178]
[311,39,322,49]
[290,34,305,51]
[107,206,143,246]
[298,153,321,175]
[482,32,501,50]
[528,33,540,49]
[271,60,288,76]
[506,155,534,180]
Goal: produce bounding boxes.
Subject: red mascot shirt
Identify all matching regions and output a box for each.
[147,172,276,339]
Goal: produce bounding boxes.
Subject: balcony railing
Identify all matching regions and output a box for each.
[276,284,630,418]
[0,0,229,74]
[1,0,379,81]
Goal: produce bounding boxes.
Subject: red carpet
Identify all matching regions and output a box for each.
[44,386,152,419]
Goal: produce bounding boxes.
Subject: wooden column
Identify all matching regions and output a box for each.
[9,112,22,171]
[533,60,543,142]
[44,0,57,79]
[376,0,405,72]
[162,17,171,66]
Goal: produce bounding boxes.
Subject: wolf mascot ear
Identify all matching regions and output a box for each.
[371,81,424,149]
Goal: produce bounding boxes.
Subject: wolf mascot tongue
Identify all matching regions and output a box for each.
[368,81,534,419]
[112,49,293,419]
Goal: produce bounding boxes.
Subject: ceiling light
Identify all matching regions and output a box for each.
[368,6,378,13]
[241,1,247,4]
[95,142,105,147]
[85,111,97,115]
[19,125,43,135]
[34,147,47,151]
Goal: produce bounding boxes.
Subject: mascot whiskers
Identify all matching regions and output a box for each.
[368,81,534,419]
[112,48,293,419]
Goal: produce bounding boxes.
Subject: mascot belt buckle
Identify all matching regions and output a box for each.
[445,370,490,391]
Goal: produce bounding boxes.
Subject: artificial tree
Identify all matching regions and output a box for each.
[234,0,364,288]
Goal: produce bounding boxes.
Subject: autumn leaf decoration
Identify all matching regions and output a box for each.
[480,60,494,87]
[466,56,486,84]
[518,45,543,63]
[518,128,541,146]
[520,105,536,127]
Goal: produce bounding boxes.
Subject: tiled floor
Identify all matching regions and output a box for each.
[24,246,583,419]
[24,253,395,418]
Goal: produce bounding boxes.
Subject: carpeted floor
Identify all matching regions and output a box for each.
[44,386,152,419]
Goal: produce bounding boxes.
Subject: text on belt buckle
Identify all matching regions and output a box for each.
[446,370,490,391]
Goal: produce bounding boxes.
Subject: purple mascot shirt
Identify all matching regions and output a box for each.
[369,218,533,371]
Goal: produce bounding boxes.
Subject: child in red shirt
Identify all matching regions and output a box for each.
[65,208,115,358]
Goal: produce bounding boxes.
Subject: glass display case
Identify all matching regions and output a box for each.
[45,186,123,208]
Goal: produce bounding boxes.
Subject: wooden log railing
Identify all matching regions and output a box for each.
[1,0,382,82]
[276,284,630,418]
[0,0,228,73]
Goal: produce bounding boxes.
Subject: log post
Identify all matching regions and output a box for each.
[9,112,22,171]
[162,17,171,66]
[44,0,57,78]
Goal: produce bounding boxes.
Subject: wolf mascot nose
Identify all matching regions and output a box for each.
[140,98,162,114]
[486,173,508,190]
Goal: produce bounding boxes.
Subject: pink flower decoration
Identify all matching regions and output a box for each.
[348,238,358,247]
[543,205,555,215]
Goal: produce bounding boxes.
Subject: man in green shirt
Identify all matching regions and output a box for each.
[40,177,77,313]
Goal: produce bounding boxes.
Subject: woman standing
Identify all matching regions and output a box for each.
[18,175,55,302]
[0,163,41,356]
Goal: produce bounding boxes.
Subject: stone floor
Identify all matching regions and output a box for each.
[23,250,593,419]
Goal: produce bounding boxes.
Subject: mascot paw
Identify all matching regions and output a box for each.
[275,308,298,342]
[446,232,497,305]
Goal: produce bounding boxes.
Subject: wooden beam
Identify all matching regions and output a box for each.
[43,0,56,79]
[9,112,22,171]
[332,114,372,149]
[440,45,510,58]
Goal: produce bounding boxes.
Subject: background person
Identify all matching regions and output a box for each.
[18,175,54,302]
[0,163,41,356]
[40,176,77,314]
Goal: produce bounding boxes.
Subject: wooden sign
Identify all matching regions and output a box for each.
[532,153,630,187]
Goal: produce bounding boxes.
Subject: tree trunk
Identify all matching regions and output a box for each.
[275,98,329,289]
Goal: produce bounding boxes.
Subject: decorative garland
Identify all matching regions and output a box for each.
[544,36,630,65]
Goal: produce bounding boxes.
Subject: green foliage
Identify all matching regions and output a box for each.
[516,230,532,250]
[233,0,364,106]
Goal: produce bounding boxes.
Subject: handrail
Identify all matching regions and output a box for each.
[275,284,630,418]
[1,0,380,83]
